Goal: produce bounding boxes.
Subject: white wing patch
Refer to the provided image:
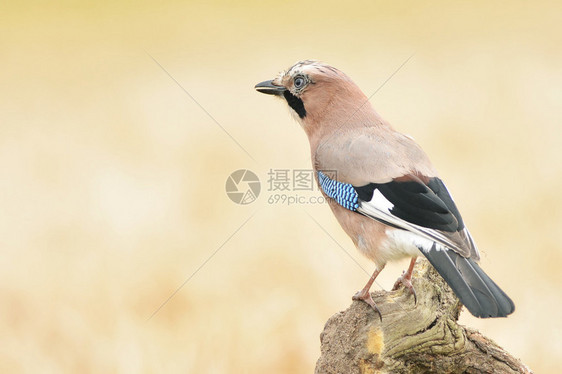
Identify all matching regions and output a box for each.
[372,189,394,211]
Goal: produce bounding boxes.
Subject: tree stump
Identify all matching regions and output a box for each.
[315,258,532,374]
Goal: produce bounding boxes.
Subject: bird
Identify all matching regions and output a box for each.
[255,60,515,319]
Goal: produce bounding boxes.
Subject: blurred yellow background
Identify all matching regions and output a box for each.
[1,1,561,372]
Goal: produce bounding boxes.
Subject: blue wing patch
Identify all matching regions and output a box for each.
[318,171,359,211]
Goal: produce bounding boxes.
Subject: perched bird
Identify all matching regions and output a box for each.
[255,60,515,318]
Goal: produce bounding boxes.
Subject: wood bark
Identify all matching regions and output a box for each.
[315,259,532,374]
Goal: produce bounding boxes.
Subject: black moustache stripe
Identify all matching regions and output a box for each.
[283,90,307,118]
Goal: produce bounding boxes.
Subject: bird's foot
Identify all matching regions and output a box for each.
[392,274,417,304]
[352,290,382,321]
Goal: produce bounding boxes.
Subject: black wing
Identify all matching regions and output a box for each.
[355,176,477,258]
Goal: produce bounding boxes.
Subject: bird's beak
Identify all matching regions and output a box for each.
[255,80,286,96]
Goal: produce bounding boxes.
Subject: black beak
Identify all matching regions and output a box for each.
[255,80,286,96]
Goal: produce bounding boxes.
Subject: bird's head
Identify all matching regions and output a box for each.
[255,60,374,136]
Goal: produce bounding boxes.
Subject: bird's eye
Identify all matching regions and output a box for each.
[294,76,306,89]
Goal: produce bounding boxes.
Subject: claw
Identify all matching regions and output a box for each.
[392,276,418,305]
[353,290,383,321]
[391,257,418,304]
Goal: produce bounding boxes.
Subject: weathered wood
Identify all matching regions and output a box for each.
[315,259,532,374]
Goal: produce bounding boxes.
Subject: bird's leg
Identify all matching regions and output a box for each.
[392,257,418,304]
[352,265,385,320]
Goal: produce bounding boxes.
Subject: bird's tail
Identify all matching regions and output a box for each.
[421,244,515,318]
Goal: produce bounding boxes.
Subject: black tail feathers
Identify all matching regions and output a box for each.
[422,244,515,318]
